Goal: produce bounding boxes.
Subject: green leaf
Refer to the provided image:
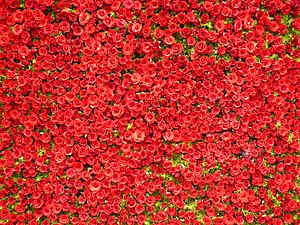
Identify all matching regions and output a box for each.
[267,189,281,206]
[269,54,278,60]
[145,166,152,174]
[120,199,126,209]
[288,132,294,143]
[113,130,119,137]
[20,0,24,9]
[276,122,281,130]
[110,12,117,18]
[51,12,56,21]
[29,58,36,71]
[126,123,133,131]
[0,75,6,82]
[270,112,275,118]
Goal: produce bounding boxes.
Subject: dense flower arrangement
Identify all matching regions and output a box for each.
[0,0,300,224]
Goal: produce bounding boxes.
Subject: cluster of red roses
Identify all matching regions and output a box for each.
[0,0,300,224]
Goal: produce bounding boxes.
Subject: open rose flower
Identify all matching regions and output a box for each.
[132,130,145,142]
[292,18,300,30]
[89,180,101,192]
[111,105,124,118]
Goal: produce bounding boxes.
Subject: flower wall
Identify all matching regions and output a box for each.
[0,0,300,224]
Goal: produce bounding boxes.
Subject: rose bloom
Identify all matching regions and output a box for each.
[245,214,254,223]
[132,130,145,142]
[59,214,69,224]
[90,180,101,192]
[131,23,142,33]
[283,214,294,224]
[111,105,124,118]
[278,182,290,194]
[163,131,174,141]
[40,133,51,143]
[292,18,300,30]
[135,204,145,214]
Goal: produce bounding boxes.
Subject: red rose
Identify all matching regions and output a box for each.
[40,133,51,143]
[283,214,294,224]
[278,182,290,193]
[90,180,100,191]
[54,152,66,164]
[234,19,243,31]
[111,105,124,118]
[59,214,69,224]
[163,131,174,141]
[245,214,254,223]
[177,13,187,24]
[135,204,145,214]
[12,24,23,35]
[164,36,175,45]
[292,18,300,30]
[201,14,209,24]
[195,41,207,54]
[131,23,142,33]
[141,42,153,54]
[59,21,70,32]
[223,214,235,225]
[204,1,213,12]
[132,130,145,142]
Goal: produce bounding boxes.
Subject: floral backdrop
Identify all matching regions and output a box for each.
[0,0,300,224]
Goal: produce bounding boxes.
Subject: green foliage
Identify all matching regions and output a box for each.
[276,121,281,130]
[20,0,24,9]
[287,131,294,143]
[126,123,133,131]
